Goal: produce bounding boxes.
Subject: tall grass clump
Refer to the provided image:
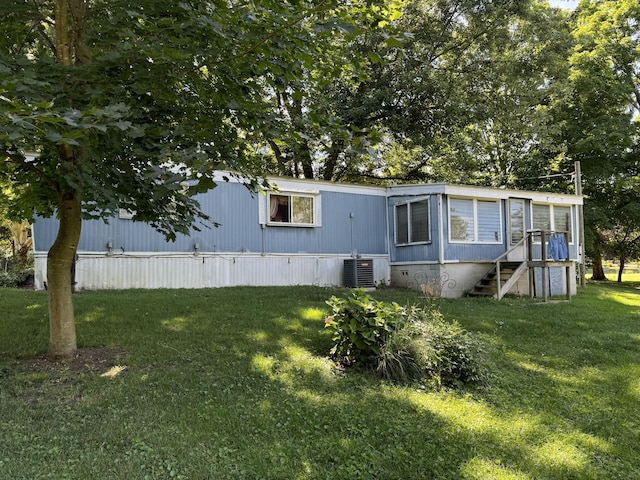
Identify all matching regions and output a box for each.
[324,289,485,387]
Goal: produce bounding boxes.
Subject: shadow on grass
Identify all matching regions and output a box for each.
[1,285,639,478]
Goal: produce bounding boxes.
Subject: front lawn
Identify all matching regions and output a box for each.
[1,283,639,479]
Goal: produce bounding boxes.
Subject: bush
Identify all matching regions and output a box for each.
[378,306,484,387]
[324,289,406,366]
[0,255,34,288]
[325,291,485,388]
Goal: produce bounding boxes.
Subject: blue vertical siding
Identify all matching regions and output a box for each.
[32,180,581,263]
[263,191,387,254]
[33,182,388,255]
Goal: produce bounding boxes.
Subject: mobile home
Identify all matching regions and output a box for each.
[32,173,583,298]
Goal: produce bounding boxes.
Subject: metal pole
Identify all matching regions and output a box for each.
[574,161,586,287]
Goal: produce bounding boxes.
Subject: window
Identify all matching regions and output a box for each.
[269,193,315,226]
[118,208,134,220]
[532,204,551,232]
[395,198,430,245]
[532,203,573,242]
[509,199,525,245]
[449,198,501,243]
[554,206,572,242]
[449,198,474,241]
[478,200,501,242]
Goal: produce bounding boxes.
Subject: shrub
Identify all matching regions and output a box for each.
[0,255,34,288]
[324,289,407,366]
[378,306,485,387]
[325,291,485,388]
[0,271,20,287]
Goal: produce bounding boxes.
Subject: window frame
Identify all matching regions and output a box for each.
[531,203,573,243]
[448,197,503,244]
[267,191,319,227]
[394,197,431,246]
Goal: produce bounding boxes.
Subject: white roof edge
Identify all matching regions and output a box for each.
[388,183,583,204]
[216,171,582,204]
[213,171,388,196]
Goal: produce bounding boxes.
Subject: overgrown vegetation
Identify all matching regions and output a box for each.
[325,289,484,387]
[0,254,33,288]
[1,284,640,479]
[0,213,33,288]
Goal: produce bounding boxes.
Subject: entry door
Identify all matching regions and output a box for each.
[507,199,526,261]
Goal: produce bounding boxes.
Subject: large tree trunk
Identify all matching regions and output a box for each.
[590,252,607,281]
[47,193,81,361]
[45,0,88,361]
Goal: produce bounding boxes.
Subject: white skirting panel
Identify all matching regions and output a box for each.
[33,252,390,290]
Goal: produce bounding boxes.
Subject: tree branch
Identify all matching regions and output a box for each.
[211,0,332,65]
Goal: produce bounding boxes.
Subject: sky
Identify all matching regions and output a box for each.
[546,0,579,9]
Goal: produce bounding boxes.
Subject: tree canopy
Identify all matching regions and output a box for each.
[2,0,639,359]
[0,0,400,359]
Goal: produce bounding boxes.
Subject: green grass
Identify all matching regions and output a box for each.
[1,283,640,479]
[602,261,640,282]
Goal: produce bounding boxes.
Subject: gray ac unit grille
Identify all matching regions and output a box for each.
[343,259,374,288]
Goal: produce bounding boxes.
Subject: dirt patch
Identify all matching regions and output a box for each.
[19,346,129,376]
[5,347,129,406]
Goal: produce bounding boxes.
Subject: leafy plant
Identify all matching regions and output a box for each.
[0,254,33,288]
[326,291,485,387]
[382,306,485,387]
[324,289,406,366]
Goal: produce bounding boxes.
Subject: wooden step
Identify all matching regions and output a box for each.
[468,261,527,299]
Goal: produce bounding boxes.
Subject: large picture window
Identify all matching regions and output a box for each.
[449,198,502,243]
[395,198,430,245]
[269,193,315,226]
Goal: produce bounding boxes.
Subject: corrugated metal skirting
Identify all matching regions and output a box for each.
[33,253,390,290]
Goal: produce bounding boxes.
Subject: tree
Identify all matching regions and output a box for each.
[559,0,640,279]
[255,0,540,182]
[586,171,640,282]
[0,0,394,360]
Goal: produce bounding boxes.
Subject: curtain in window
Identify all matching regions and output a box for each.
[270,195,289,222]
[269,196,279,220]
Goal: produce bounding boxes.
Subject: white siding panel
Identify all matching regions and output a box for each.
[34,253,390,290]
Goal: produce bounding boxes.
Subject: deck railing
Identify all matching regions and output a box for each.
[492,230,571,300]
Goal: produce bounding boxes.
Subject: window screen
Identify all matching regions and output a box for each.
[532,204,550,232]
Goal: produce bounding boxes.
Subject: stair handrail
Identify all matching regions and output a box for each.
[493,232,531,300]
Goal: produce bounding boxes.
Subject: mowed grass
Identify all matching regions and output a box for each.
[1,283,639,479]
[602,262,640,282]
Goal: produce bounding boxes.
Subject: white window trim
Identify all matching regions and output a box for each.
[261,191,321,227]
[118,208,135,220]
[448,197,503,244]
[530,203,574,244]
[394,196,431,246]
